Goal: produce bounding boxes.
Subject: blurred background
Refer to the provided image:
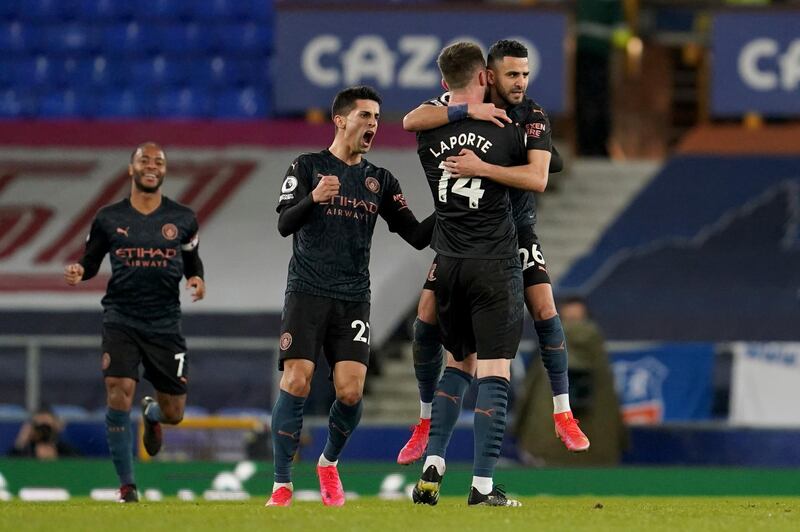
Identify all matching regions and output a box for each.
[1,0,799,500]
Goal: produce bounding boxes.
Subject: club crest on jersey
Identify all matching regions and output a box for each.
[280,332,293,351]
[162,223,178,241]
[365,176,380,193]
[282,176,298,193]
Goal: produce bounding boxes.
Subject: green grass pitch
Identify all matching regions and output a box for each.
[2,497,799,532]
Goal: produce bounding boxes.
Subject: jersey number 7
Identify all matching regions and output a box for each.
[437,162,485,209]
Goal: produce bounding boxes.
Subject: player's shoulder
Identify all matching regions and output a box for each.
[361,158,393,181]
[162,196,197,218]
[513,98,549,122]
[95,198,128,219]
[422,92,450,107]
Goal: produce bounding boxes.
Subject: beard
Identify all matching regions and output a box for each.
[495,84,525,107]
[133,173,164,193]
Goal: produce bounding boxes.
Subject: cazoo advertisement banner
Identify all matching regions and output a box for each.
[274,7,566,115]
[711,11,800,116]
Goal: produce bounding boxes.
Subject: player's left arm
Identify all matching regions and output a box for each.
[403,102,511,132]
[181,216,205,302]
[379,173,434,250]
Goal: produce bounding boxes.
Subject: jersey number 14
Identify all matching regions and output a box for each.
[438,162,485,209]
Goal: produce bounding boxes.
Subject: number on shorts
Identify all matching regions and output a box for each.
[519,243,545,271]
[351,320,371,345]
[174,352,186,377]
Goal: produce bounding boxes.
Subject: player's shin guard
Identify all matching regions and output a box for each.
[413,318,444,405]
[427,367,472,458]
[105,408,134,486]
[473,377,510,480]
[271,390,306,483]
[323,399,363,462]
[534,316,569,397]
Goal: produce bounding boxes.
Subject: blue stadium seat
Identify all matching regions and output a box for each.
[79,0,136,21]
[237,57,271,87]
[96,89,147,117]
[131,55,189,88]
[157,87,212,117]
[101,22,158,56]
[18,0,82,21]
[214,87,269,118]
[12,56,54,88]
[214,23,272,54]
[0,89,36,117]
[187,0,249,21]
[0,60,14,87]
[39,89,87,117]
[147,0,193,21]
[43,23,99,54]
[157,23,213,54]
[0,1,20,20]
[0,22,40,53]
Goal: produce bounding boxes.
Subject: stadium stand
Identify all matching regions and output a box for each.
[0,0,275,118]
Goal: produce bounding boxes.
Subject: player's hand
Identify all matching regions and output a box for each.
[468,103,511,128]
[63,263,85,286]
[187,276,205,302]
[311,174,340,203]
[443,149,487,179]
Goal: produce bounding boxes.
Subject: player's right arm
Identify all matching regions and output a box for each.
[64,216,110,285]
[403,101,511,132]
[276,156,340,237]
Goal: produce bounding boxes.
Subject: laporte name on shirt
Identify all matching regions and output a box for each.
[428,131,494,158]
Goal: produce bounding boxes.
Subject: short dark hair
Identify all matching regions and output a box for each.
[130,141,164,163]
[437,42,486,90]
[331,86,382,119]
[487,39,528,69]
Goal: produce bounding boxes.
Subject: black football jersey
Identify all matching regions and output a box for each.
[80,197,200,333]
[422,93,552,229]
[277,149,422,302]
[416,118,527,259]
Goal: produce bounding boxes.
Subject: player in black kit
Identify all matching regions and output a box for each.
[265,86,433,508]
[64,142,205,503]
[410,42,540,508]
[397,40,589,469]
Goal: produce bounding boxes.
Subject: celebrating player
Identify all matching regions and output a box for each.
[411,42,536,507]
[397,40,589,468]
[265,86,434,507]
[64,142,205,503]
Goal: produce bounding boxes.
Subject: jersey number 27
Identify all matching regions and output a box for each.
[438,162,485,209]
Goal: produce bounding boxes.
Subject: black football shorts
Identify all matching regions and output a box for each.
[517,225,551,287]
[278,291,371,373]
[434,255,524,361]
[102,323,188,395]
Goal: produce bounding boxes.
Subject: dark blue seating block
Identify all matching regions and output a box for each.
[79,0,136,21]
[18,0,83,21]
[0,22,41,53]
[214,23,272,53]
[214,86,269,118]
[11,56,54,87]
[39,89,87,117]
[96,89,153,117]
[0,1,20,20]
[0,88,37,117]
[131,56,189,88]
[157,23,213,54]
[101,22,158,56]
[43,23,99,54]
[157,87,213,117]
